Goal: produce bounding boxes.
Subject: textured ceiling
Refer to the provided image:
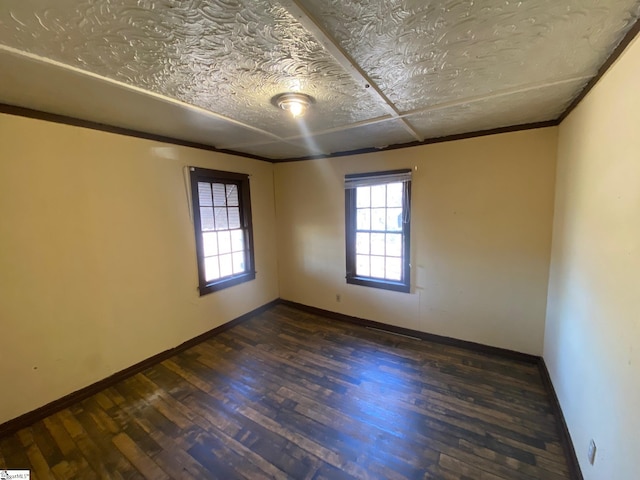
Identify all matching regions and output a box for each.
[1,0,639,160]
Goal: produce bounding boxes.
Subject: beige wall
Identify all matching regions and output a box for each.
[0,114,279,425]
[275,128,557,355]
[545,35,640,479]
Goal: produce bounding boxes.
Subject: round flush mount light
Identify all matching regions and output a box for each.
[272,92,314,119]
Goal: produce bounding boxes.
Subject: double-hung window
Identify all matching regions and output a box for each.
[345,169,411,293]
[190,167,256,295]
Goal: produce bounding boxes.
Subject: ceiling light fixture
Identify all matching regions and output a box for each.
[272,92,314,119]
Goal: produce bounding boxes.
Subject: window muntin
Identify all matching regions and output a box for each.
[345,170,411,293]
[190,168,255,295]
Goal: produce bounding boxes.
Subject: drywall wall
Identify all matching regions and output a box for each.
[545,35,640,479]
[0,114,279,425]
[275,128,557,355]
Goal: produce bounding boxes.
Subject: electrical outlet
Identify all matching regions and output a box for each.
[336,294,341,303]
[588,439,597,465]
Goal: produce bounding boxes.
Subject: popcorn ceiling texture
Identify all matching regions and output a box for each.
[304,0,640,111]
[1,0,639,158]
[0,0,387,139]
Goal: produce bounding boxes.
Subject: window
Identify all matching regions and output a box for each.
[345,169,411,293]
[190,167,255,295]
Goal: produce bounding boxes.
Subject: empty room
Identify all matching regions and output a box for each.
[0,1,639,479]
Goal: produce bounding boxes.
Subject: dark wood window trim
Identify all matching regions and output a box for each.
[190,167,256,295]
[345,169,411,293]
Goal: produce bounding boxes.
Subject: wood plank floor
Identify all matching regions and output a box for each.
[0,304,572,479]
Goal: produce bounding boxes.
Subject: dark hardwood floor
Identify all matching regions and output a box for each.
[0,304,572,479]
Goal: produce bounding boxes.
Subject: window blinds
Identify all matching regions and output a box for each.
[344,169,412,189]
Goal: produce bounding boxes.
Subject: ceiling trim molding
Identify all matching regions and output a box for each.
[0,104,561,164]
[0,45,287,143]
[559,16,640,122]
[271,120,560,163]
[229,75,575,151]
[3,9,638,168]
[399,76,593,118]
[0,103,273,163]
[1,5,638,165]
[233,76,589,150]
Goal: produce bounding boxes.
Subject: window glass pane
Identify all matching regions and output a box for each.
[204,256,220,281]
[386,234,402,257]
[232,251,245,274]
[213,183,227,206]
[386,257,402,281]
[226,184,239,206]
[198,182,213,207]
[356,186,370,208]
[370,256,385,278]
[356,232,370,254]
[371,208,386,230]
[231,229,244,252]
[346,173,411,291]
[218,231,232,254]
[219,254,233,278]
[192,169,254,295]
[371,233,385,255]
[371,185,386,208]
[228,207,241,229]
[386,208,403,232]
[356,255,370,277]
[200,207,215,231]
[357,209,370,230]
[202,232,218,257]
[386,182,403,207]
[214,207,228,230]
